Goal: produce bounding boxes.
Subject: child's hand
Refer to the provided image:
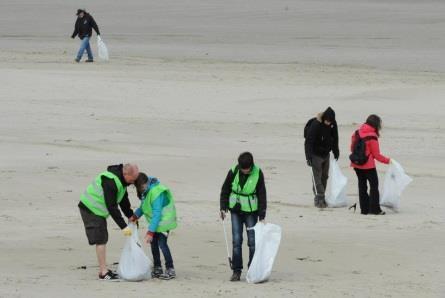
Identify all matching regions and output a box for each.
[145,231,154,243]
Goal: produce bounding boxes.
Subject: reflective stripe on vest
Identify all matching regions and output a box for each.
[141,184,178,232]
[229,165,260,212]
[80,171,126,218]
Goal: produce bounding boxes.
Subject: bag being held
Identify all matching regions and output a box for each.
[97,35,109,61]
[380,160,412,212]
[246,223,281,284]
[326,154,348,207]
[117,223,151,281]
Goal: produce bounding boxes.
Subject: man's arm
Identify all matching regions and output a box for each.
[102,177,127,229]
[220,170,234,211]
[90,16,100,35]
[305,121,319,162]
[118,191,134,218]
[256,170,267,221]
[332,122,340,159]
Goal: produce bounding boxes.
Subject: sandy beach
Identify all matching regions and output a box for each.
[0,1,444,297]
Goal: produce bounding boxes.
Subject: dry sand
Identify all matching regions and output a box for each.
[0,0,444,297]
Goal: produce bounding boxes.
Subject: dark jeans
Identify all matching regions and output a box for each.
[354,168,382,215]
[151,232,174,269]
[311,154,330,205]
[231,212,258,272]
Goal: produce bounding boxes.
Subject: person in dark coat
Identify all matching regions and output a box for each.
[305,107,340,208]
[71,9,100,63]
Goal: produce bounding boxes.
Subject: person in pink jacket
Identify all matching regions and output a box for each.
[350,115,390,215]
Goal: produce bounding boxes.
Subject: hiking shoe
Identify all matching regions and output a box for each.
[159,268,176,280]
[152,266,163,278]
[85,59,94,63]
[99,270,119,281]
[230,271,241,282]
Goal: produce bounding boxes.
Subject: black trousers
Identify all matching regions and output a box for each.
[354,168,382,215]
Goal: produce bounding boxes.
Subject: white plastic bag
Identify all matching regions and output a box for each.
[326,155,348,207]
[381,159,412,211]
[246,223,281,284]
[97,35,109,61]
[117,223,151,281]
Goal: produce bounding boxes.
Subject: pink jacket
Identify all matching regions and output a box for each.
[350,123,390,169]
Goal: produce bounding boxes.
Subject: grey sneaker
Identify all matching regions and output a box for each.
[159,268,175,280]
[152,266,163,278]
[230,271,241,282]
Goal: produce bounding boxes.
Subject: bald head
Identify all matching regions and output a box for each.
[123,163,139,184]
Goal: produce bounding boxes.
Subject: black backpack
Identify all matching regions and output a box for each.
[349,130,377,165]
[304,117,316,139]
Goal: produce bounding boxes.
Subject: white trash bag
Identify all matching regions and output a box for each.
[246,223,281,284]
[97,35,109,61]
[381,159,412,211]
[326,154,348,207]
[117,223,151,281]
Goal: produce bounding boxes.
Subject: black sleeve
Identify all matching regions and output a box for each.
[102,177,127,229]
[332,122,340,158]
[220,170,234,211]
[71,20,79,38]
[90,16,100,35]
[256,170,267,220]
[304,121,318,161]
[119,191,134,218]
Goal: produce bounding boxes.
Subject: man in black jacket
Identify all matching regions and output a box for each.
[71,9,100,63]
[304,107,339,208]
[220,152,267,281]
[78,163,139,280]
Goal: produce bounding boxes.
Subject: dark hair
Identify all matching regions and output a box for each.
[238,152,254,169]
[366,114,382,137]
[134,172,148,198]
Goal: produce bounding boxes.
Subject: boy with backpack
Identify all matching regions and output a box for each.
[349,114,390,215]
[130,173,178,280]
[304,107,339,208]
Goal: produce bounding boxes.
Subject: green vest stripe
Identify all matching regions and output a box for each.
[82,190,109,214]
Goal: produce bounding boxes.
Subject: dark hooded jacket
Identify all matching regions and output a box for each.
[79,164,133,229]
[305,107,340,160]
[71,13,100,39]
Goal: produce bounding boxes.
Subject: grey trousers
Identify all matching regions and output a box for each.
[311,154,330,205]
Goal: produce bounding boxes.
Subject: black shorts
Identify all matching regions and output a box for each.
[79,206,108,245]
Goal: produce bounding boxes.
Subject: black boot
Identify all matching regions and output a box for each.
[230,271,241,282]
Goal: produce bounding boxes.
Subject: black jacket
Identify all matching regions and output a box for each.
[79,164,133,229]
[71,14,100,39]
[305,117,339,160]
[220,166,267,220]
